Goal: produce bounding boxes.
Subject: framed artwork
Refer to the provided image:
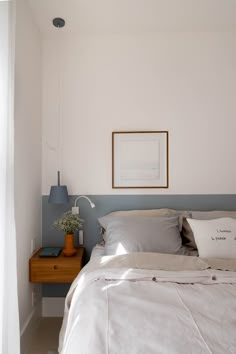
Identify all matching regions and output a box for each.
[112,131,169,188]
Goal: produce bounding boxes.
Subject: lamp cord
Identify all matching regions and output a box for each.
[45,24,64,182]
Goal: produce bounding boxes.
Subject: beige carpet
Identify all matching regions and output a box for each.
[25,317,62,354]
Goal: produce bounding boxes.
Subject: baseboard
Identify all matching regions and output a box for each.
[20,301,42,354]
[42,297,65,317]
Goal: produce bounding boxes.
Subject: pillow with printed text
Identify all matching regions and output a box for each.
[187,217,236,259]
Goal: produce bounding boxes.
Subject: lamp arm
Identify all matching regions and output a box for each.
[74,196,95,208]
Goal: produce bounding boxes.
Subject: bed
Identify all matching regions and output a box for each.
[58,209,236,354]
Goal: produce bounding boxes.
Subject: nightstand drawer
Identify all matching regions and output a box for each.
[29,247,84,283]
[30,260,81,283]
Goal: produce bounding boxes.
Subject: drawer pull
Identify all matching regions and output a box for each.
[54,265,58,270]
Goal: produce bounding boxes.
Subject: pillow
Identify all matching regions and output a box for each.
[192,210,236,220]
[104,215,182,256]
[182,218,198,249]
[186,217,236,259]
[99,209,191,241]
[183,210,236,249]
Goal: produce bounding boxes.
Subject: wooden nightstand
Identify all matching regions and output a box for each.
[29,247,84,283]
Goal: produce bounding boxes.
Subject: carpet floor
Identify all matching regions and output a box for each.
[25,317,62,354]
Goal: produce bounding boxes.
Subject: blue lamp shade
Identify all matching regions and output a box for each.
[48,185,69,204]
[48,171,69,204]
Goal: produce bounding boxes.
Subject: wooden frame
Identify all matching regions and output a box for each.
[112,131,169,189]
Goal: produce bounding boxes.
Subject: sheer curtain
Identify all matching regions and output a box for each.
[0,1,20,353]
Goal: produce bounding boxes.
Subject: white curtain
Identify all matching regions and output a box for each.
[0,1,20,353]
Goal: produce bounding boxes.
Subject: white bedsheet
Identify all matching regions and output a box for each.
[59,253,236,354]
[90,243,105,259]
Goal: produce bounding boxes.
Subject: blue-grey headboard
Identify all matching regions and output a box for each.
[42,194,236,296]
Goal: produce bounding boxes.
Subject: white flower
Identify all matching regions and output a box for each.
[53,211,83,234]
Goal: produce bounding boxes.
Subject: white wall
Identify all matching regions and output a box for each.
[15,0,42,332]
[42,32,236,195]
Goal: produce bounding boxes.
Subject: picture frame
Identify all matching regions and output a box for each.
[112,131,169,189]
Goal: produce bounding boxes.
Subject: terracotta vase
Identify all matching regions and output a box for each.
[63,234,77,257]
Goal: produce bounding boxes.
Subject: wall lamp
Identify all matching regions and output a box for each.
[72,196,95,215]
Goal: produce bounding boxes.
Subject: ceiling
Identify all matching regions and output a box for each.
[28,0,236,37]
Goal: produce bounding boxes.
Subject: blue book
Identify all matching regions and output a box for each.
[39,247,61,257]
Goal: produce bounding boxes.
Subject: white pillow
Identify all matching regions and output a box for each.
[182,210,236,249]
[187,217,236,259]
[104,215,182,256]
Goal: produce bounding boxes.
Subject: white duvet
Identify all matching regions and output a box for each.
[59,253,236,354]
